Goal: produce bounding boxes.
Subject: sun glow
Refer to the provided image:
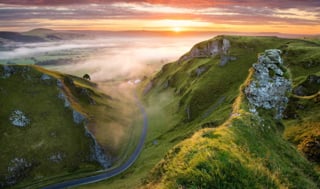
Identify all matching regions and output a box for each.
[173,27,182,32]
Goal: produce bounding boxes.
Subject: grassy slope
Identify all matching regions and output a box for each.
[142,36,320,188]
[78,35,320,188]
[0,65,121,188]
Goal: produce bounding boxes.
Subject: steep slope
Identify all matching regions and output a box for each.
[0,65,117,188]
[139,36,320,188]
[74,35,319,189]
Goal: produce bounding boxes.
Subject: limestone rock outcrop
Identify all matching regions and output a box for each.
[84,126,112,168]
[9,110,30,127]
[293,75,320,96]
[178,38,235,66]
[40,74,51,81]
[72,110,86,124]
[58,91,71,108]
[5,158,32,186]
[245,49,291,119]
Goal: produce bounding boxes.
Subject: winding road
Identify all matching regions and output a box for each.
[42,98,148,189]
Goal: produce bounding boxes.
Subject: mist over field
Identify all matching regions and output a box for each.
[0,34,213,81]
[0,40,110,59]
[74,36,210,81]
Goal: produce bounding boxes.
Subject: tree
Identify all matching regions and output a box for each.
[83,74,91,80]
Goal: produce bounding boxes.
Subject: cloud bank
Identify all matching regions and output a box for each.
[0,0,319,33]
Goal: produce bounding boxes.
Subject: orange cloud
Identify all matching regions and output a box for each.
[0,0,319,34]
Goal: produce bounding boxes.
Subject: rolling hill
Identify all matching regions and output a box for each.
[1,35,319,189]
[140,35,320,188]
[0,65,126,188]
[0,28,87,43]
[78,35,319,189]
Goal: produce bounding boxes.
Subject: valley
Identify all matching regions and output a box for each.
[0,30,319,189]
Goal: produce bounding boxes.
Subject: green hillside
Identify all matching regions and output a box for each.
[0,65,126,188]
[141,36,320,188]
[78,35,319,189]
[2,35,319,189]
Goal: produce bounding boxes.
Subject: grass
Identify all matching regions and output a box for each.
[0,65,101,188]
[142,50,320,188]
[0,65,135,188]
[143,96,320,188]
[102,35,319,189]
[3,35,319,188]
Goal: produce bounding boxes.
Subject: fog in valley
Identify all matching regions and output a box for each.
[1,35,213,82]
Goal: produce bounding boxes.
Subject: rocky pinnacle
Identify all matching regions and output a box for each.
[245,49,292,119]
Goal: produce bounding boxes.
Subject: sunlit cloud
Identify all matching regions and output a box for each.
[112,2,190,14]
[274,8,319,21]
[0,1,319,34]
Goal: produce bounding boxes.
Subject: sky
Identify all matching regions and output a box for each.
[0,0,320,34]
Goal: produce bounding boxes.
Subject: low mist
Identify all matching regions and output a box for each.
[1,35,213,82]
[0,40,111,59]
[55,36,212,82]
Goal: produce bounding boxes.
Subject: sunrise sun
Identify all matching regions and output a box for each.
[173,27,182,32]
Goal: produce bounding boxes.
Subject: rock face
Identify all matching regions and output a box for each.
[84,126,112,168]
[0,65,31,79]
[56,79,63,88]
[54,77,110,168]
[1,65,15,78]
[9,110,30,127]
[293,75,320,96]
[5,158,32,186]
[72,110,86,124]
[58,91,71,108]
[49,152,65,163]
[245,49,292,119]
[178,38,235,66]
[40,74,51,81]
[195,67,207,77]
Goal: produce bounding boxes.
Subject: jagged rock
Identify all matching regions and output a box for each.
[58,91,70,108]
[73,110,86,124]
[307,75,320,84]
[80,88,96,104]
[293,75,320,96]
[56,79,63,88]
[245,49,291,119]
[41,74,51,81]
[9,110,30,127]
[1,65,15,79]
[178,38,232,66]
[49,152,65,163]
[222,38,230,54]
[5,158,32,186]
[220,55,237,67]
[64,77,75,87]
[195,67,207,77]
[84,126,111,168]
[293,85,307,96]
[220,55,229,66]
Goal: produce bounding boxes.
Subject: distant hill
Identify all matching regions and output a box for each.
[0,28,88,43]
[24,28,56,35]
[0,31,46,43]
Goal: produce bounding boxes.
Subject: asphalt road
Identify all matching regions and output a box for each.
[42,98,148,189]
